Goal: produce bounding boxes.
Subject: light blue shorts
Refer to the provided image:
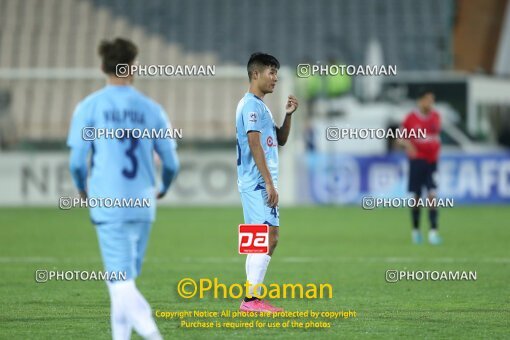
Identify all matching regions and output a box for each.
[95,222,152,280]
[240,187,279,227]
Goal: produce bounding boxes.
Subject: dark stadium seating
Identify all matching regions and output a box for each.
[0,0,455,146]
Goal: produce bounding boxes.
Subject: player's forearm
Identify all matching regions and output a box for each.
[277,114,292,146]
[70,167,87,192]
[160,148,180,194]
[69,147,89,192]
[397,139,418,156]
[249,138,273,186]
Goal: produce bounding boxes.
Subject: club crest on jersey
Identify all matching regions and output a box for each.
[249,112,257,122]
[267,136,276,147]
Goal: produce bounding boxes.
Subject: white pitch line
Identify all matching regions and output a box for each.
[0,257,59,263]
[280,257,510,264]
[1,257,509,264]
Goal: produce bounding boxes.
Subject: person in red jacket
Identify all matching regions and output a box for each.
[399,89,442,245]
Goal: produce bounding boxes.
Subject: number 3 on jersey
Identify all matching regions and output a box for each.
[120,137,139,179]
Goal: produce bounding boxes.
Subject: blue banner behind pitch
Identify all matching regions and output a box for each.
[300,152,510,205]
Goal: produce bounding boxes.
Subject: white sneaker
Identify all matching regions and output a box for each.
[428,230,442,245]
[412,230,422,244]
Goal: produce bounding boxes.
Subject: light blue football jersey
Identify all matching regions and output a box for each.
[235,92,279,192]
[67,85,177,224]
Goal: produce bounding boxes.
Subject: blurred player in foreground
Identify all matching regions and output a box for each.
[236,53,298,312]
[67,38,179,339]
[399,89,442,245]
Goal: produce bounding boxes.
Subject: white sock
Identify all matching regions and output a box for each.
[107,281,133,340]
[246,254,271,297]
[245,254,252,278]
[108,280,160,339]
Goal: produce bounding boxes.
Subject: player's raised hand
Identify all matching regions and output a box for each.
[285,95,298,115]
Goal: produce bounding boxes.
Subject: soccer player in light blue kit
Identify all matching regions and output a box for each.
[67,38,179,340]
[236,53,298,313]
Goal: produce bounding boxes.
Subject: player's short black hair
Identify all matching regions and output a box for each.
[247,52,280,81]
[98,38,138,75]
[417,87,434,99]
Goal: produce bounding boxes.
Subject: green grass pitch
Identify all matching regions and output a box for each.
[1,206,509,339]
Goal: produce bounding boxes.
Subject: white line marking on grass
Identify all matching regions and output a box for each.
[281,257,510,264]
[170,256,510,264]
[0,257,58,263]
[1,257,509,264]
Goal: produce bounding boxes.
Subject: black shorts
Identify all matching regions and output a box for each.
[408,159,437,196]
